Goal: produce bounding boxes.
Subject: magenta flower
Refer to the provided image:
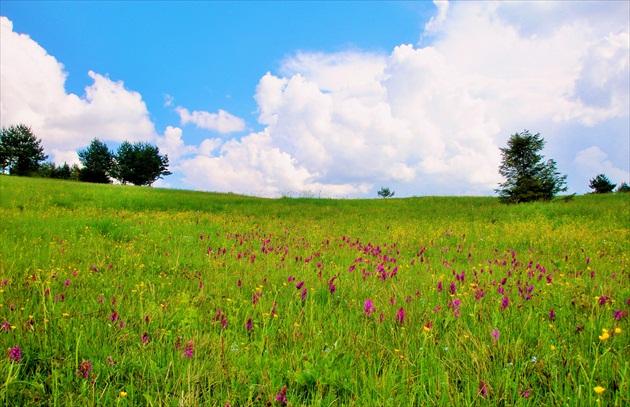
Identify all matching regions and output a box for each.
[598,295,608,306]
[613,310,628,320]
[436,281,443,292]
[64,279,70,287]
[77,359,93,378]
[182,341,194,358]
[449,282,457,295]
[110,311,118,322]
[501,296,510,309]
[287,275,295,282]
[1,321,10,332]
[140,332,149,344]
[300,288,308,301]
[275,385,288,404]
[364,299,375,317]
[477,381,488,398]
[491,328,500,341]
[295,281,304,289]
[549,309,556,321]
[246,317,253,331]
[7,346,21,362]
[396,308,405,324]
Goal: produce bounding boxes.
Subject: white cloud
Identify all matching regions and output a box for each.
[0,16,157,164]
[574,146,629,184]
[175,106,245,134]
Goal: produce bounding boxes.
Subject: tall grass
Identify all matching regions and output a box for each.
[0,175,628,406]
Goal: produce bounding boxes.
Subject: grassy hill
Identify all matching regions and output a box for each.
[0,175,628,406]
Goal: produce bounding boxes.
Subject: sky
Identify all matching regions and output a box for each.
[1,1,628,198]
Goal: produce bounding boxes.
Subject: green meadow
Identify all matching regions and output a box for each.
[0,175,628,406]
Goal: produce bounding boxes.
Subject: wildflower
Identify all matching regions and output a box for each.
[106,356,115,365]
[1,321,10,332]
[449,282,457,295]
[501,296,510,309]
[182,341,194,358]
[598,296,608,306]
[575,324,585,333]
[363,299,375,317]
[477,381,488,398]
[520,389,531,398]
[141,332,149,344]
[275,385,287,404]
[295,281,304,289]
[110,311,118,322]
[593,386,605,395]
[436,281,443,292]
[246,318,253,331]
[615,327,621,334]
[613,310,628,320]
[549,309,556,321]
[7,346,21,362]
[119,392,127,398]
[300,288,308,301]
[77,359,93,378]
[237,279,242,287]
[599,331,610,341]
[64,279,70,287]
[491,328,500,341]
[396,308,405,324]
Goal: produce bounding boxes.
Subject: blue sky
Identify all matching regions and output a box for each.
[1,1,628,197]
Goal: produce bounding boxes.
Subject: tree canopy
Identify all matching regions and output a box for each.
[496,130,567,204]
[114,141,171,186]
[0,124,48,175]
[589,174,616,194]
[78,139,115,184]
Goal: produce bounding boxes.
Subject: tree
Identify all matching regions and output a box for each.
[114,141,171,186]
[0,124,48,175]
[589,174,616,194]
[496,130,567,204]
[377,187,395,198]
[78,139,114,183]
[616,182,630,193]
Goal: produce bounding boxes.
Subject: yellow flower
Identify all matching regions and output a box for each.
[423,326,431,332]
[551,345,556,350]
[119,391,127,397]
[614,327,621,334]
[599,332,610,341]
[593,386,605,395]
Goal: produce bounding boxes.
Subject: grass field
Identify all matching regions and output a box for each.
[0,175,628,406]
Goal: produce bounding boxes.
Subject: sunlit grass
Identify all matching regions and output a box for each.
[1,175,628,406]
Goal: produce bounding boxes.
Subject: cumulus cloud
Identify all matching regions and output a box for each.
[175,106,245,134]
[0,16,157,164]
[574,146,629,184]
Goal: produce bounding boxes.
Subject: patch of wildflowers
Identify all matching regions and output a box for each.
[7,346,21,362]
[77,359,93,378]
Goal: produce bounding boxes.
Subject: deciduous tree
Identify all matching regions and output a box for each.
[0,124,48,175]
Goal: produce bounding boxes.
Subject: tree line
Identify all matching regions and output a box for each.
[0,124,171,186]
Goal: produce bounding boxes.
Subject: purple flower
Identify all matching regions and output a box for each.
[598,295,608,306]
[64,279,71,287]
[491,328,500,341]
[275,385,288,404]
[300,288,308,301]
[110,311,118,322]
[449,298,461,309]
[295,281,304,290]
[77,359,93,378]
[396,308,405,324]
[246,317,253,331]
[549,309,556,321]
[449,282,457,295]
[182,341,194,358]
[613,310,628,320]
[436,281,443,292]
[501,296,510,310]
[140,332,149,344]
[287,275,295,282]
[364,299,375,317]
[1,321,10,332]
[478,381,488,398]
[7,346,21,362]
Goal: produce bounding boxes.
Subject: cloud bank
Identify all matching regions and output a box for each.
[1,1,628,197]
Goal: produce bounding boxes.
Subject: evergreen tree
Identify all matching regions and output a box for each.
[589,174,616,194]
[114,141,171,186]
[78,139,114,183]
[0,124,48,175]
[496,130,567,203]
